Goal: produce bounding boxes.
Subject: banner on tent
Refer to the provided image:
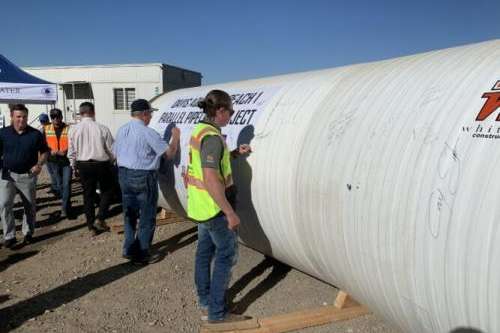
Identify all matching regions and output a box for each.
[0,82,57,103]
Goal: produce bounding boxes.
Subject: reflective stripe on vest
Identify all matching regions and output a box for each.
[187,122,232,222]
[186,174,234,190]
[44,124,69,152]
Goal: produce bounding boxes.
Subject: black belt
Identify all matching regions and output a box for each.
[118,166,156,173]
[77,160,110,164]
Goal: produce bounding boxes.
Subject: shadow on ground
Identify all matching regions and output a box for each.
[227,256,291,314]
[0,251,39,273]
[0,225,199,332]
[0,261,144,332]
[151,226,198,263]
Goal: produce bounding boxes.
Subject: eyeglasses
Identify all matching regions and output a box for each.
[50,114,62,119]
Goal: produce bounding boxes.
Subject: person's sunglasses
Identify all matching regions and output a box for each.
[50,114,61,119]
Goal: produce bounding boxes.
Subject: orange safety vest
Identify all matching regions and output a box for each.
[44,123,69,152]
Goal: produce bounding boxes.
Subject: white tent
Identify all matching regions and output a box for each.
[0,54,57,104]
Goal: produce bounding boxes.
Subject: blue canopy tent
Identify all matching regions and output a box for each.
[0,54,57,104]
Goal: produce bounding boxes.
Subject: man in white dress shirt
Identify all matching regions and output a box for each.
[67,102,114,235]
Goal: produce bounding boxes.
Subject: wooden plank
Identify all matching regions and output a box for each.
[252,305,369,333]
[201,318,260,332]
[109,214,187,234]
[156,216,187,226]
[200,292,370,333]
[109,221,125,234]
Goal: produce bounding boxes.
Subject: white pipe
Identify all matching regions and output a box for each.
[150,39,500,333]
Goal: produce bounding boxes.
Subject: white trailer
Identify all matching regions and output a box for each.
[0,63,201,134]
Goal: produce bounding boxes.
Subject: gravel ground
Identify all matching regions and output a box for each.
[0,170,401,333]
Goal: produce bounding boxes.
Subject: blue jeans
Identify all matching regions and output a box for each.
[118,167,158,259]
[46,162,72,213]
[195,215,238,321]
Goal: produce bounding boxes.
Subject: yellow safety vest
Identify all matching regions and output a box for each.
[187,122,233,222]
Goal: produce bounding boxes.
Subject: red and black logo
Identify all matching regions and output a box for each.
[475,80,500,121]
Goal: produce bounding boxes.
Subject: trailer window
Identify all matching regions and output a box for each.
[114,88,135,110]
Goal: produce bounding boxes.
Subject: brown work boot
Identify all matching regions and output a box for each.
[95,219,110,232]
[204,313,259,331]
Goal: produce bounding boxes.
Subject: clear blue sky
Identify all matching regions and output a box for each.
[2,0,499,85]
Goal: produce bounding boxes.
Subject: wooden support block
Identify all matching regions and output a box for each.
[156,209,189,226]
[160,208,169,219]
[334,290,360,309]
[156,216,187,226]
[158,209,182,220]
[109,211,187,234]
[200,291,369,333]
[334,290,349,309]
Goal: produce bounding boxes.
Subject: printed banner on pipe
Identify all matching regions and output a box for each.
[150,85,280,175]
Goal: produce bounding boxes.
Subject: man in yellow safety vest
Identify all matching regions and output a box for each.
[187,90,256,330]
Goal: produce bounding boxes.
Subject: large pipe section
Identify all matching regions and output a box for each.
[149,40,500,332]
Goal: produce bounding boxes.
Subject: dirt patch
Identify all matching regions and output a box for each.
[0,170,400,332]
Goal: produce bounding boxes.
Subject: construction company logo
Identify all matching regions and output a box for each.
[463,81,500,140]
[475,81,500,121]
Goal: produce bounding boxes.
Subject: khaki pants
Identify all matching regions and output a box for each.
[0,171,37,240]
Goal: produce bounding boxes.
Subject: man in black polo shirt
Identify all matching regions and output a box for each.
[0,104,49,248]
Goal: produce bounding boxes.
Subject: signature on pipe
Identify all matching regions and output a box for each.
[427,140,461,239]
[326,110,356,145]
